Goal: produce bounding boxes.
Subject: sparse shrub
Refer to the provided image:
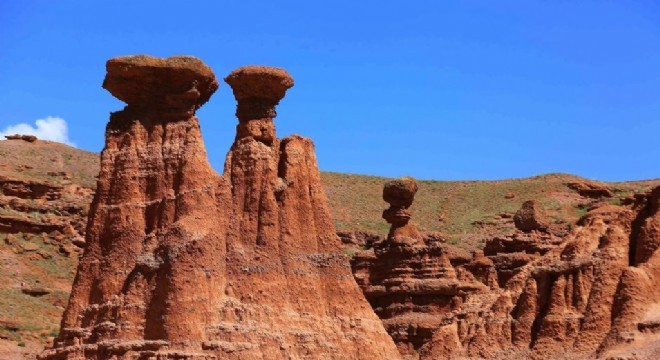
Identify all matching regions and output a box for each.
[575,206,589,217]
[343,247,357,257]
[29,212,41,222]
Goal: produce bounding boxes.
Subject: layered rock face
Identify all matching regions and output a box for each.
[353,178,660,359]
[352,177,488,358]
[41,56,400,360]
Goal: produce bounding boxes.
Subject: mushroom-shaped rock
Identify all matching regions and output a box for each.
[225,65,294,143]
[382,176,422,239]
[383,176,418,208]
[224,65,293,102]
[103,55,218,112]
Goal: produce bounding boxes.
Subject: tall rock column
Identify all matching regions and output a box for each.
[41,55,225,359]
[212,66,401,359]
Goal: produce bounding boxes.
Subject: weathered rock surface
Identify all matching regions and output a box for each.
[567,180,614,198]
[41,56,399,360]
[352,177,660,359]
[4,134,38,142]
[513,200,550,232]
[0,175,92,255]
[102,55,218,118]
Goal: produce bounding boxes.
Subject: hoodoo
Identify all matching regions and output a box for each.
[41,56,400,359]
[352,177,487,357]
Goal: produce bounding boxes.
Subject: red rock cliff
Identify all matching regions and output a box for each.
[41,56,400,359]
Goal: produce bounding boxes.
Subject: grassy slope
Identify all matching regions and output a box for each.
[0,140,99,187]
[322,172,659,249]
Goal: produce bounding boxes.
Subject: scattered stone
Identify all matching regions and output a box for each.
[4,234,16,245]
[422,231,446,244]
[20,242,39,252]
[337,230,381,249]
[46,171,71,180]
[71,236,86,248]
[57,244,72,257]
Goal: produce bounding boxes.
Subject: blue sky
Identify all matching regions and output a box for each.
[1,0,659,181]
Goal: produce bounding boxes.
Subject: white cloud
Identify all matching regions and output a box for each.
[0,116,75,146]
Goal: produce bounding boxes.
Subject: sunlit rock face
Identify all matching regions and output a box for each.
[40,56,401,360]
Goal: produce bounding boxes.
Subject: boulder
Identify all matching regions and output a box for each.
[514,200,551,232]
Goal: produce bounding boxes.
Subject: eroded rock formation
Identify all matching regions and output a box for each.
[353,178,660,359]
[41,56,400,359]
[352,177,488,357]
[0,175,91,256]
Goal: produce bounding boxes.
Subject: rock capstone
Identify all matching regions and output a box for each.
[103,55,218,119]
